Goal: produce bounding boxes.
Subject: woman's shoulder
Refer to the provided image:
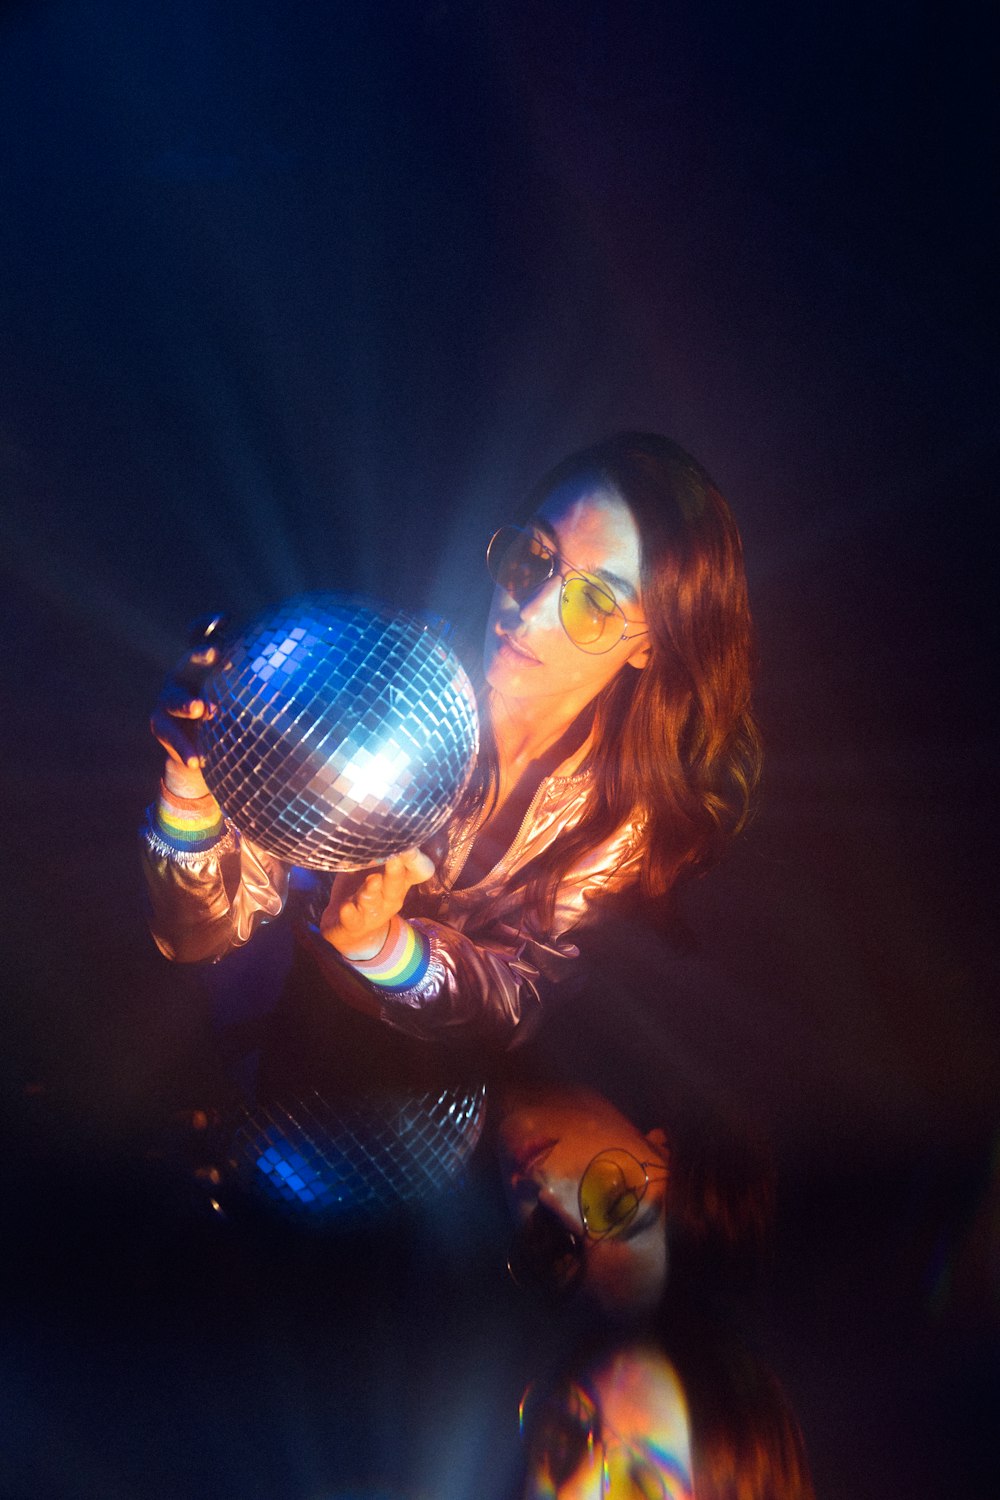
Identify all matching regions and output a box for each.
[560,813,646,890]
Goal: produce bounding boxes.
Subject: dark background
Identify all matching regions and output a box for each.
[2,2,997,1497]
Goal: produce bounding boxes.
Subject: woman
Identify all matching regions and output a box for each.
[143,432,760,1048]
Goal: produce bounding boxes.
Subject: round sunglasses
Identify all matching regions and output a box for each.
[486,525,648,655]
[507,1147,669,1297]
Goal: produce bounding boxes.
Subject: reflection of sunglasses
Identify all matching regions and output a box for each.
[520,1379,687,1499]
[507,1148,669,1297]
[486,525,649,655]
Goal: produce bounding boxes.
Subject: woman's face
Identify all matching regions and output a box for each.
[483,480,650,707]
[522,1345,693,1500]
[497,1084,670,1318]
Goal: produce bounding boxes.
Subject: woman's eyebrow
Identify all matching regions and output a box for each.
[529,516,639,604]
[594,569,638,605]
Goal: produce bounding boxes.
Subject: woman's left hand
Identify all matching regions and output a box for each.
[319,848,435,960]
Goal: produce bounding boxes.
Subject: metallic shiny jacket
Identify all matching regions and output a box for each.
[141,754,644,1048]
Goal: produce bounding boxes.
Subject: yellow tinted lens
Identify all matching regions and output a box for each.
[561,575,619,648]
[580,1152,645,1235]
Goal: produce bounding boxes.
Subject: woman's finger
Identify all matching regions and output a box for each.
[399,847,436,884]
[166,691,215,719]
[163,643,220,709]
[380,855,405,905]
[150,707,202,767]
[343,901,362,928]
[370,849,434,912]
[160,682,212,719]
[182,645,219,677]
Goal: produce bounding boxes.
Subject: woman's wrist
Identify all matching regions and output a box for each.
[162,757,212,800]
[327,921,392,963]
[331,914,431,992]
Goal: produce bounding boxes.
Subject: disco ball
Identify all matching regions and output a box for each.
[231,1085,487,1225]
[199,595,479,870]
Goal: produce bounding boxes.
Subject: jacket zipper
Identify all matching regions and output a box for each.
[444,776,557,895]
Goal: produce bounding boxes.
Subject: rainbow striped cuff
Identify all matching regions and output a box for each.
[154,780,225,853]
[343,915,431,993]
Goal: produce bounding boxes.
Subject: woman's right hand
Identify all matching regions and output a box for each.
[150,629,223,798]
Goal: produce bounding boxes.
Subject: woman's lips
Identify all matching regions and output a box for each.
[497,632,540,663]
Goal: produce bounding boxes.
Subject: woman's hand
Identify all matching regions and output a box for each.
[320,848,435,960]
[150,640,220,799]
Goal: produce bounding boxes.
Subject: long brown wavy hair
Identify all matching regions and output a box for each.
[456,432,762,923]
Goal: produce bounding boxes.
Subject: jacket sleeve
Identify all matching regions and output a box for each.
[362,918,572,1047]
[141,775,643,1047]
[357,822,645,1048]
[140,807,291,964]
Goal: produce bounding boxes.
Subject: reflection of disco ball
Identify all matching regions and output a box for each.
[200,595,479,870]
[231,1086,487,1225]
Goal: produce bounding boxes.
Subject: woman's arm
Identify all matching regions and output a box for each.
[313,817,643,1047]
[141,629,291,964]
[140,779,291,963]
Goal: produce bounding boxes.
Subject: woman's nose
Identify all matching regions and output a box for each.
[514,573,562,628]
[537,1178,580,1226]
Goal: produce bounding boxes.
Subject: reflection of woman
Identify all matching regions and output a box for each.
[142,432,760,1047]
[497,1082,673,1320]
[520,1342,694,1499]
[495,1082,772,1324]
[519,1331,815,1500]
